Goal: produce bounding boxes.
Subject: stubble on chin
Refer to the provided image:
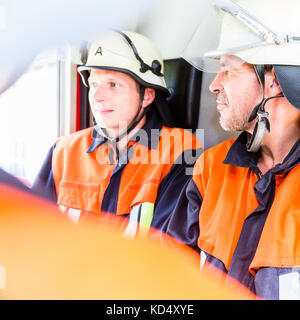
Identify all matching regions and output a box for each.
[219,107,253,132]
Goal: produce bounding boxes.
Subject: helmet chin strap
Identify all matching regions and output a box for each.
[246,65,284,152]
[100,88,149,144]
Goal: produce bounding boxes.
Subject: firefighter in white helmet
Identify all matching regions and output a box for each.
[33,30,202,235]
[165,0,300,299]
[0,2,249,301]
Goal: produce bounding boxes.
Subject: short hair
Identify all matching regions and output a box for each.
[264,64,273,72]
[136,82,146,104]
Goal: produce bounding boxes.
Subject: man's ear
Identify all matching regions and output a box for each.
[265,68,283,97]
[142,88,155,109]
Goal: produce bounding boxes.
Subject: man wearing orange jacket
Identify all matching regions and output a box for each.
[32,30,202,235]
[0,0,251,302]
[165,0,300,299]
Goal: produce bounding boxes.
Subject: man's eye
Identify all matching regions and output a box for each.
[110,82,120,88]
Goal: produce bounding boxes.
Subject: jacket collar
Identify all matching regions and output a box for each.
[223,131,300,172]
[87,111,163,153]
[223,132,260,168]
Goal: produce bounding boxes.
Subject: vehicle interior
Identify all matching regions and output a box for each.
[0,0,238,184]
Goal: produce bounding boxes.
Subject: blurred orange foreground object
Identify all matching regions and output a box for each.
[0,184,256,300]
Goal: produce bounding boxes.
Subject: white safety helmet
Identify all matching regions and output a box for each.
[78,30,170,96]
[183,0,300,71]
[183,0,300,151]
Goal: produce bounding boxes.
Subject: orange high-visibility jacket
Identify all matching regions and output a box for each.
[33,113,202,235]
[166,132,300,299]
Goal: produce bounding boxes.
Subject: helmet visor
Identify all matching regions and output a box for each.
[182,0,273,73]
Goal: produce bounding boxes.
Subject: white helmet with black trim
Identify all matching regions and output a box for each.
[77,30,170,142]
[182,0,300,151]
[78,30,169,96]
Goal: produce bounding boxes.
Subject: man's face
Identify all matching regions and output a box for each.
[209,55,262,132]
[88,69,142,132]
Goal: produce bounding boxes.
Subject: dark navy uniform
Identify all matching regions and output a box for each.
[166,132,300,299]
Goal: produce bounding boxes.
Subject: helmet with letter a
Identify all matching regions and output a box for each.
[78,30,170,96]
[182,0,300,151]
[77,30,173,135]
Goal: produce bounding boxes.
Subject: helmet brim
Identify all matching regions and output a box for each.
[78,65,170,97]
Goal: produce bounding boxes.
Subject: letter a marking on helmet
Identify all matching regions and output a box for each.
[95,46,103,56]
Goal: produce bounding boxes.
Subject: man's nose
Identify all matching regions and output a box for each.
[93,86,109,101]
[209,72,224,93]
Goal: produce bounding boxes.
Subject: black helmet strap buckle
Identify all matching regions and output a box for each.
[247,64,283,152]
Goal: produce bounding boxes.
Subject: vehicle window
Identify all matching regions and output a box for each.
[0,51,59,185]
